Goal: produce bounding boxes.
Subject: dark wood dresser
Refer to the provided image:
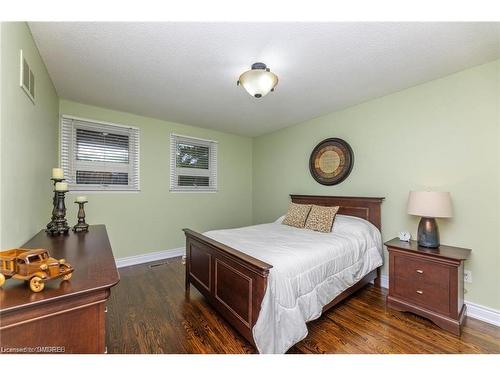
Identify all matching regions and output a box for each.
[385,238,471,335]
[0,225,119,353]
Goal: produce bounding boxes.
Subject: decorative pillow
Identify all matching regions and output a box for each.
[282,203,312,228]
[304,205,340,233]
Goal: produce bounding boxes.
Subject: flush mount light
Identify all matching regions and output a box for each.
[237,62,278,98]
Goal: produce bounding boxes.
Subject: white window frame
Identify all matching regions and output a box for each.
[170,133,218,192]
[60,115,140,192]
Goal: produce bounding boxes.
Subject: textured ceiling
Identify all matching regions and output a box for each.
[29,22,500,137]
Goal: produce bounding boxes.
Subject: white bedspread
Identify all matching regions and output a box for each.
[203,214,383,354]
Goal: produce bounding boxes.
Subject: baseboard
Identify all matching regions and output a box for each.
[374,274,500,327]
[378,274,389,289]
[115,247,185,268]
[465,301,500,326]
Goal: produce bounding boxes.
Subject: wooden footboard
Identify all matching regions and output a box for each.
[183,229,272,345]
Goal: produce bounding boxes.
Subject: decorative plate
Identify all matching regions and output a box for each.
[309,138,354,185]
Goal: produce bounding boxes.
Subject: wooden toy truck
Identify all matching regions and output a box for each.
[0,248,74,292]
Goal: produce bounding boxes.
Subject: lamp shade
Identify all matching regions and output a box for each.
[407,191,453,218]
[238,63,278,98]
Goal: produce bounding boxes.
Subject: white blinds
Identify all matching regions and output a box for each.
[60,116,140,191]
[170,134,218,192]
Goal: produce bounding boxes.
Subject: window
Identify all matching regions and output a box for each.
[26,255,39,264]
[170,134,218,192]
[60,116,140,191]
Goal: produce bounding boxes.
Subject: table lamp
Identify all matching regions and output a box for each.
[407,191,452,248]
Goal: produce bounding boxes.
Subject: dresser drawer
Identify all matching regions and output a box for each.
[392,275,450,314]
[392,253,451,315]
[393,253,450,287]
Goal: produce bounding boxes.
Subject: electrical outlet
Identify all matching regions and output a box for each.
[464,269,472,283]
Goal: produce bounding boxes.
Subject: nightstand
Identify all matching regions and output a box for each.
[385,238,471,335]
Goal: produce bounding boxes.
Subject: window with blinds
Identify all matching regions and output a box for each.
[170,134,218,192]
[60,116,140,191]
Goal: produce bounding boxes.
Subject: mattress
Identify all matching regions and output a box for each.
[203,214,383,354]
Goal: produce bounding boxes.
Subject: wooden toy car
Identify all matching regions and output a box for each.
[0,248,74,292]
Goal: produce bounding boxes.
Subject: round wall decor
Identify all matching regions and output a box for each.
[309,138,354,185]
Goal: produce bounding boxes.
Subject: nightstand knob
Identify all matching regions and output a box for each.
[416,290,424,294]
[416,269,424,274]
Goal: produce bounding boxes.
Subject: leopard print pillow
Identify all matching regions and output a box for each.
[282,203,312,228]
[304,205,340,233]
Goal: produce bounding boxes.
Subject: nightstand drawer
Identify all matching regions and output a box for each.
[393,275,450,314]
[393,254,450,287]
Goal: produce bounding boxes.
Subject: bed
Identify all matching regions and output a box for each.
[183,195,384,353]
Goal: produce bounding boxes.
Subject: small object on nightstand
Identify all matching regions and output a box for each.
[407,191,453,248]
[73,197,89,233]
[385,238,471,335]
[398,231,411,242]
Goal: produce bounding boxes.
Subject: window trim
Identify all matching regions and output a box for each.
[170,133,218,193]
[60,115,140,192]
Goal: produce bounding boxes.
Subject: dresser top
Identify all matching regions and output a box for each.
[385,238,471,261]
[0,225,120,314]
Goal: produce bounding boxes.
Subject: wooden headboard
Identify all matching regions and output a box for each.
[290,195,385,230]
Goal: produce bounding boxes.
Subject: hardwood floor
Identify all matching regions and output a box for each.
[106,257,500,354]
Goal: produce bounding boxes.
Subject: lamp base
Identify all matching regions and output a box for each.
[417,217,440,248]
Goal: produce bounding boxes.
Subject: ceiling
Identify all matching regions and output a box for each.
[29,22,500,137]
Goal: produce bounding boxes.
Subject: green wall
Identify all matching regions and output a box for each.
[60,100,253,259]
[253,60,500,310]
[0,22,59,248]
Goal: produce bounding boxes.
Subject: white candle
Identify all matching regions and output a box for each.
[76,196,87,203]
[55,182,68,191]
[52,168,64,179]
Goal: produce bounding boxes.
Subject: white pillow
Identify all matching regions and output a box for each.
[274,215,286,223]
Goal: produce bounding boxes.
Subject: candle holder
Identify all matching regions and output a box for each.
[73,200,89,233]
[46,189,70,235]
[46,178,64,230]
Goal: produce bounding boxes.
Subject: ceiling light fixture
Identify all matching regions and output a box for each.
[237,62,278,98]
